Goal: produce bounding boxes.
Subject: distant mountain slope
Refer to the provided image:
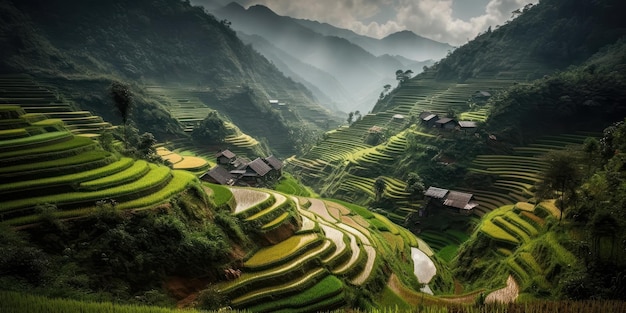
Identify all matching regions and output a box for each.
[238,33,349,112]
[0,0,340,156]
[293,19,453,62]
[427,0,626,81]
[214,2,405,112]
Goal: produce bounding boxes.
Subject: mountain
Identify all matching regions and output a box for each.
[0,0,341,156]
[214,2,406,113]
[293,20,454,62]
[287,0,626,302]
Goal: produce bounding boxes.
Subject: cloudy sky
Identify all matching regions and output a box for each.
[239,0,534,46]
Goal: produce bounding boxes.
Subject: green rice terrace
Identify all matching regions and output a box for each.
[0,105,197,226]
[0,75,116,138]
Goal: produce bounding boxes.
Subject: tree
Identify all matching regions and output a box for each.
[137,132,157,161]
[582,137,600,175]
[347,112,354,125]
[374,177,386,202]
[535,149,583,221]
[191,111,228,144]
[109,82,133,148]
[405,172,425,200]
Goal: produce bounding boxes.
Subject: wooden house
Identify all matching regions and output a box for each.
[424,186,478,215]
[236,157,273,185]
[215,149,237,166]
[419,112,439,127]
[263,155,284,178]
[200,166,235,186]
[458,121,478,134]
[435,117,458,130]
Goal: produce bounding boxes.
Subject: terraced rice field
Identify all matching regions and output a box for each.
[218,188,437,311]
[466,133,595,216]
[155,147,210,175]
[468,201,573,295]
[0,106,197,226]
[229,188,271,214]
[0,75,116,137]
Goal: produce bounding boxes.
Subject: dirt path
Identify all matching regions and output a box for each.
[485,275,519,303]
[387,273,518,306]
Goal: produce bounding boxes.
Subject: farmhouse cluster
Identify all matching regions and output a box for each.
[201,149,283,187]
[419,111,478,132]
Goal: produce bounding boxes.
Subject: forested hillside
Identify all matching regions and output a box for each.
[2,0,626,312]
[288,0,626,300]
[0,0,341,156]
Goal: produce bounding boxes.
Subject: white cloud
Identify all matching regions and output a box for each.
[242,0,534,46]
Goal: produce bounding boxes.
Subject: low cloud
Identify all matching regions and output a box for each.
[241,0,533,46]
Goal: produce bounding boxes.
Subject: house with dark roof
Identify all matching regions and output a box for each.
[203,153,284,187]
[263,155,283,178]
[234,157,273,185]
[419,112,439,127]
[216,149,237,166]
[458,121,478,134]
[424,186,478,215]
[200,166,235,185]
[435,117,458,130]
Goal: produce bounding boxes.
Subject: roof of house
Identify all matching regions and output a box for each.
[264,155,283,170]
[392,114,405,119]
[435,117,456,125]
[424,186,449,199]
[419,111,433,119]
[443,191,478,210]
[247,157,272,176]
[269,99,279,104]
[475,91,492,97]
[201,166,234,185]
[215,149,236,159]
[369,125,384,133]
[233,157,251,169]
[423,114,438,122]
[458,121,478,128]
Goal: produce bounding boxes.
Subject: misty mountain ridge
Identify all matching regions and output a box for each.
[211,2,444,112]
[1,0,341,156]
[293,20,453,62]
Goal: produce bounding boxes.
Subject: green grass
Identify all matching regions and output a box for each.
[437,245,459,263]
[0,291,199,313]
[203,183,233,207]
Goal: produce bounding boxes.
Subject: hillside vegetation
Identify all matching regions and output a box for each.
[0,0,342,157]
[1,0,626,311]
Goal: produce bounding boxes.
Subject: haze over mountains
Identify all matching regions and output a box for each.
[199,1,451,113]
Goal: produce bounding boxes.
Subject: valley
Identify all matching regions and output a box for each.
[1,0,626,312]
